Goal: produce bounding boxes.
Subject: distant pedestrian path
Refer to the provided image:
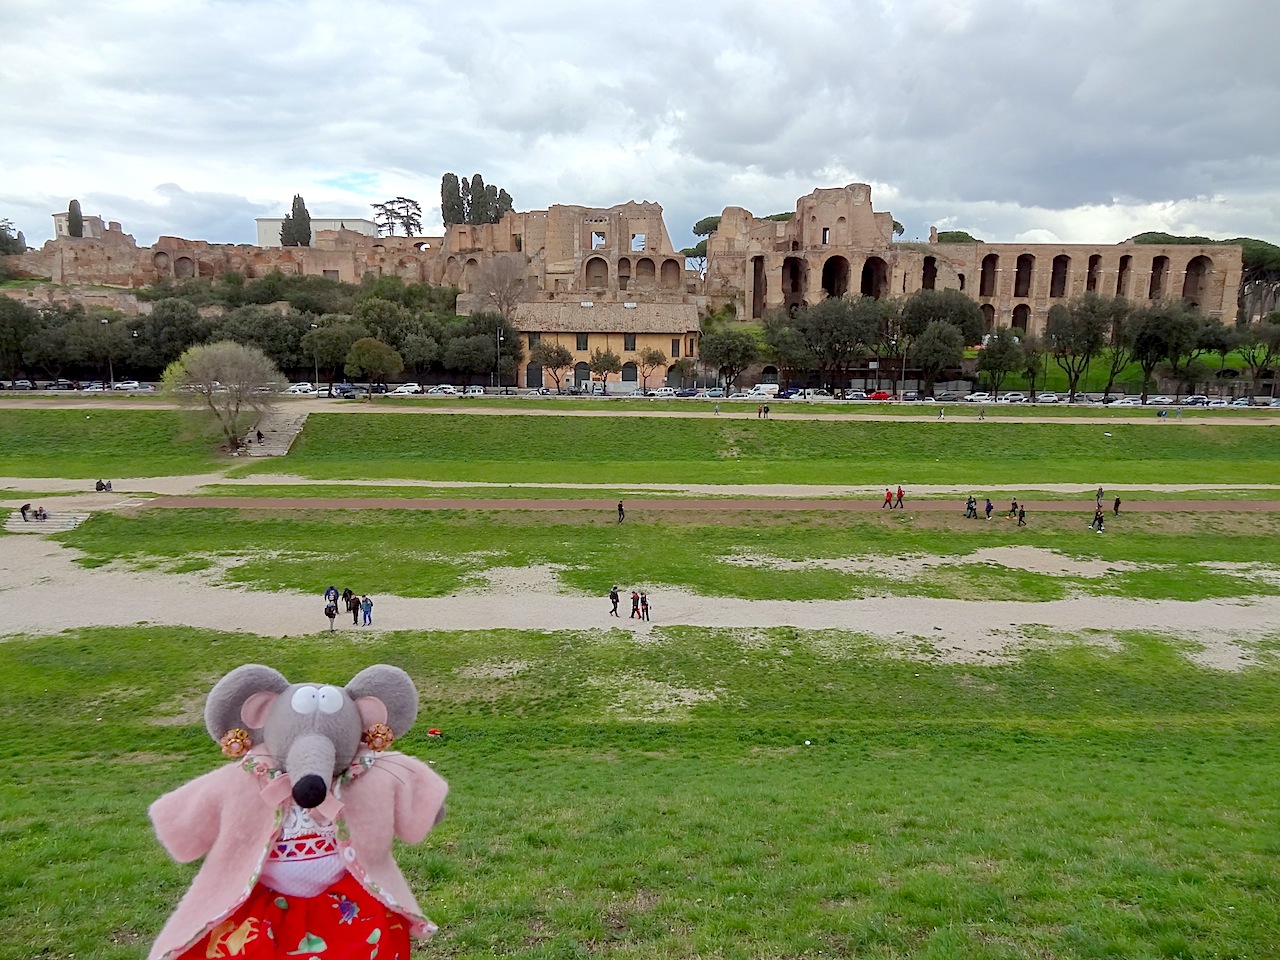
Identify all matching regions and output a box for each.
[242,409,309,457]
[143,496,1280,513]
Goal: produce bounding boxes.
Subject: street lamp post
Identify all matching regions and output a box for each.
[494,327,505,389]
[309,323,319,387]
[100,317,114,387]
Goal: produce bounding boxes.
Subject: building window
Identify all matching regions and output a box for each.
[631,234,646,251]
[624,333,636,351]
[576,333,589,351]
[514,235,523,252]
[671,338,680,359]
[322,270,339,281]
[592,232,606,249]
[527,332,540,349]
[688,336,696,357]
[821,226,830,244]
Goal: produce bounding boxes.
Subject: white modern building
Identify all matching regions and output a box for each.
[254,217,378,248]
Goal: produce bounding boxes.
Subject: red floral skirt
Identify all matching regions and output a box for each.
[175,872,411,959]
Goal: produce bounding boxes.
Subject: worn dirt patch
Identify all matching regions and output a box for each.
[455,660,530,680]
[722,545,1143,579]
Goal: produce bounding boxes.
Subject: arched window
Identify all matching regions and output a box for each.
[585,257,609,288]
[1116,255,1132,297]
[621,361,638,383]
[860,256,889,299]
[525,362,543,389]
[1014,254,1035,298]
[1149,255,1169,299]
[636,258,656,286]
[981,303,996,333]
[661,259,681,290]
[1182,255,1212,306]
[922,256,937,291]
[1086,254,1101,292]
[618,257,631,292]
[821,256,850,297]
[980,254,998,297]
[573,361,590,385]
[783,256,807,311]
[1050,255,1070,298]
[1012,304,1030,332]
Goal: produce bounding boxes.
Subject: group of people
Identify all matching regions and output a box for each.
[18,503,48,522]
[93,479,114,492]
[962,496,1027,525]
[609,586,651,620]
[323,585,374,630]
[881,486,906,509]
[756,404,771,418]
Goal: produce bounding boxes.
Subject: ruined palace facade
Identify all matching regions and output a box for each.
[3,184,1240,387]
[706,183,1240,334]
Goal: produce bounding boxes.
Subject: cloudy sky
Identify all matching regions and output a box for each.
[3,0,1278,250]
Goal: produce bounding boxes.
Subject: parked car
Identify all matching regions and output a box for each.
[1207,398,1229,408]
[1183,395,1209,406]
[1231,396,1253,407]
[1108,396,1141,407]
[797,388,832,400]
[996,392,1026,403]
[963,392,991,403]
[46,378,78,390]
[284,382,315,395]
[82,381,106,392]
[328,382,360,399]
[844,391,869,401]
[935,391,960,402]
[1036,392,1059,403]
[426,384,457,395]
[867,390,893,400]
[10,379,34,390]
[1148,395,1174,405]
[463,385,487,397]
[389,383,422,396]
[675,388,698,398]
[1270,398,1280,408]
[727,392,752,400]
[898,390,919,401]
[775,386,801,399]
[703,387,725,398]
[652,387,678,398]
[111,380,142,391]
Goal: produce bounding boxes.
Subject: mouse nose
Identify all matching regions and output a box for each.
[292,774,328,809]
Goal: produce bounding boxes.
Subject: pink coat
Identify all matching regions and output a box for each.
[148,750,448,960]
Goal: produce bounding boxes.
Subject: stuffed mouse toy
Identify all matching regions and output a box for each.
[148,664,448,960]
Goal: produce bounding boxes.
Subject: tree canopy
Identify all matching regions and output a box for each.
[67,200,83,238]
[279,195,311,247]
[163,341,285,449]
[936,230,980,243]
[372,197,423,237]
[441,173,514,227]
[692,216,721,237]
[699,327,760,388]
[345,337,404,389]
[0,219,26,255]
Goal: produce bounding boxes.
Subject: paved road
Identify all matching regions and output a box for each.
[146,496,1280,513]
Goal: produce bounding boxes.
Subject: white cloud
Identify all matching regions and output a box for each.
[3,0,1278,251]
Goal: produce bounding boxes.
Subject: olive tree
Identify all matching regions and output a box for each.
[530,340,574,392]
[588,347,622,395]
[163,341,285,450]
[636,346,667,391]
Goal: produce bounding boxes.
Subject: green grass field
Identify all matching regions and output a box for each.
[231,413,1280,484]
[0,409,223,478]
[2,626,1278,960]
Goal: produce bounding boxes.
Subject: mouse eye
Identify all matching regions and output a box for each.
[290,686,319,715]
[317,685,345,714]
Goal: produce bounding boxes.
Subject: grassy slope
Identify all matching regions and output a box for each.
[0,409,223,478]
[58,508,1280,602]
[232,413,1280,484]
[1,627,1277,960]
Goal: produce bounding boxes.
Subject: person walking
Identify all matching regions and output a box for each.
[1017,505,1027,527]
[882,488,893,509]
[978,405,986,421]
[350,593,361,625]
[1091,506,1106,532]
[938,407,945,420]
[640,592,650,621]
[1008,497,1019,518]
[1113,495,1122,517]
[324,602,337,631]
[984,498,994,521]
[714,403,720,415]
[964,494,977,519]
[630,591,641,619]
[763,403,770,419]
[324,585,339,608]
[1096,486,1105,507]
[609,586,620,617]
[617,501,625,523]
[256,429,265,444]
[361,595,373,626]
[895,485,905,509]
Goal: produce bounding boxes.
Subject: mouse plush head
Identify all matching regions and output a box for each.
[204,664,419,809]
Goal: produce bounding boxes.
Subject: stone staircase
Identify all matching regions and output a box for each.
[243,410,310,458]
[4,509,90,533]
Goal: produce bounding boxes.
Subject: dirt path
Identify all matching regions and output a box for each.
[2,395,1275,425]
[144,495,1280,513]
[0,538,1273,669]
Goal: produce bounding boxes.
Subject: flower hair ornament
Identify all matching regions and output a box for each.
[362,722,395,751]
[219,727,253,758]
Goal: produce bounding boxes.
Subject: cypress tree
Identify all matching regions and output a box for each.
[68,199,83,238]
[468,174,488,225]
[441,173,464,227]
[281,194,311,246]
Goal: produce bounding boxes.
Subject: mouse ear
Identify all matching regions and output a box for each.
[346,665,418,735]
[204,664,290,741]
